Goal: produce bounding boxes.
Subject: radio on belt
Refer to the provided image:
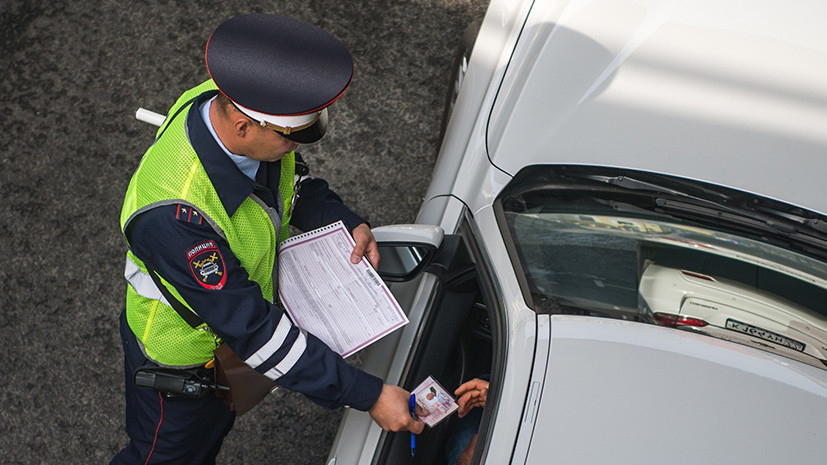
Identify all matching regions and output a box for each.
[134,366,229,397]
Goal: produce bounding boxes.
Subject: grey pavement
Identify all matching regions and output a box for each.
[0,1,488,463]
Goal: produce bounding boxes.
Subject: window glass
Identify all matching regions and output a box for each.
[498,167,827,370]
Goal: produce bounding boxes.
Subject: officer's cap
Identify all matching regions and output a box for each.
[206,14,353,143]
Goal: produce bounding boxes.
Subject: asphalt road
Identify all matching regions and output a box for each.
[0,1,488,463]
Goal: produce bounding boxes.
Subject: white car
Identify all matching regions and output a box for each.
[639,263,827,367]
[327,1,827,464]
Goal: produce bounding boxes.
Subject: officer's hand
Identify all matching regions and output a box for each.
[351,223,380,268]
[369,384,427,434]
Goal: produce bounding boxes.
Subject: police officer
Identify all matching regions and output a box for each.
[111,14,424,464]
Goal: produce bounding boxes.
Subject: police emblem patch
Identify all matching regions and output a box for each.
[186,241,226,290]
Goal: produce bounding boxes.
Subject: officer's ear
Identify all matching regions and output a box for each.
[233,117,254,138]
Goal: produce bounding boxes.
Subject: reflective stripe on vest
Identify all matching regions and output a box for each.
[124,256,171,307]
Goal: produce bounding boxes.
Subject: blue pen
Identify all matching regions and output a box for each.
[409,393,416,456]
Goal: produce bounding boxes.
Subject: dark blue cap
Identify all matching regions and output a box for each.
[205,14,353,142]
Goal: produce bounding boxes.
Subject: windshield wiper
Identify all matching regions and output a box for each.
[585,174,690,197]
[655,198,827,258]
[751,203,827,235]
[582,173,827,258]
[654,198,796,234]
[587,174,827,237]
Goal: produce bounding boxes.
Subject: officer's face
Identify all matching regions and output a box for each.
[244,125,300,162]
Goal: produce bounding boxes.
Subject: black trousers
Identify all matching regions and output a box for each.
[110,309,236,465]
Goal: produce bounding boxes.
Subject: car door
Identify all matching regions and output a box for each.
[326,214,509,465]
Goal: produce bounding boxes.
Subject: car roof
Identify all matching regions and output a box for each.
[517,315,827,465]
[486,0,827,215]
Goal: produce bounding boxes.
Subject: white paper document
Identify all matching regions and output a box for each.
[278,221,409,357]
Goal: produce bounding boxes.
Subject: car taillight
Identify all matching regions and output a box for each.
[653,312,709,328]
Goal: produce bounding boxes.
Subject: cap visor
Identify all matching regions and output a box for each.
[282,109,328,143]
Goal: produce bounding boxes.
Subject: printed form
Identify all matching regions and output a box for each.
[277,221,409,357]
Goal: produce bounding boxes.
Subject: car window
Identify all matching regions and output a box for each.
[497,166,827,370]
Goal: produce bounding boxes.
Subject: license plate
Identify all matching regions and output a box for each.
[725,319,806,352]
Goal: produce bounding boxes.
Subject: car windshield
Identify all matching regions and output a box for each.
[498,166,827,370]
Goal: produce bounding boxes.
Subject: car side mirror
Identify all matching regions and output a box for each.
[372,224,444,282]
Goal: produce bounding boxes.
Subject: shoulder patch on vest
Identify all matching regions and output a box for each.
[176,204,204,225]
[186,241,226,290]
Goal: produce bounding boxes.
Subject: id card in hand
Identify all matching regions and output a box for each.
[412,376,459,427]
